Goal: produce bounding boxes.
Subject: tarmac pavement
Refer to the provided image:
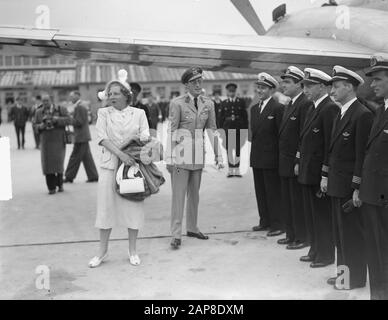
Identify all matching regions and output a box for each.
[0,122,369,299]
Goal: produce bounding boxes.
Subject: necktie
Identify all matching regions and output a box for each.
[194,97,198,110]
[283,100,292,121]
[258,100,263,113]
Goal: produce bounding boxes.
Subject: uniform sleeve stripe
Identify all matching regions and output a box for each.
[352,176,361,184]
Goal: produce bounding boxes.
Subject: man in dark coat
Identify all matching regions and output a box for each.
[219,83,248,177]
[359,53,388,300]
[10,97,29,149]
[295,68,338,268]
[130,82,152,128]
[326,66,373,290]
[35,94,71,194]
[64,91,99,183]
[250,72,284,236]
[278,66,312,249]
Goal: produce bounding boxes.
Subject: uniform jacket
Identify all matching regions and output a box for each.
[250,97,284,169]
[279,92,312,177]
[35,105,71,175]
[297,95,339,185]
[327,99,373,198]
[10,105,29,127]
[72,100,92,143]
[167,93,219,170]
[359,106,388,206]
[219,97,248,130]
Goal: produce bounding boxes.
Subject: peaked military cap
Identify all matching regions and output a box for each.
[281,66,304,82]
[330,65,364,86]
[181,67,203,84]
[303,68,332,85]
[255,72,279,89]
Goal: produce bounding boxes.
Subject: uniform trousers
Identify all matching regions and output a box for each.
[65,142,98,181]
[331,196,366,287]
[301,185,334,263]
[280,177,306,242]
[252,168,283,230]
[361,203,388,300]
[170,167,202,239]
[14,124,26,148]
[45,173,63,191]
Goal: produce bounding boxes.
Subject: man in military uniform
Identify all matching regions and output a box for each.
[278,66,312,249]
[219,83,248,177]
[325,66,372,290]
[359,53,388,299]
[167,67,224,249]
[250,73,284,236]
[130,82,152,128]
[295,68,338,268]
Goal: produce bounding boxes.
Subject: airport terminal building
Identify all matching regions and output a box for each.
[0,55,256,121]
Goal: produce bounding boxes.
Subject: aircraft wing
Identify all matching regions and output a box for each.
[0,0,373,74]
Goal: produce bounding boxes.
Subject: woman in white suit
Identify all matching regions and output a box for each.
[89,70,149,268]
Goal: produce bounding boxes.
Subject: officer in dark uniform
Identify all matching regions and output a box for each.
[359,53,388,300]
[219,83,248,177]
[295,68,338,268]
[325,66,373,290]
[250,72,284,236]
[130,82,152,128]
[278,66,312,249]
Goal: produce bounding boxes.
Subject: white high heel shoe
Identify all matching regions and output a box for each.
[128,250,141,266]
[88,253,108,268]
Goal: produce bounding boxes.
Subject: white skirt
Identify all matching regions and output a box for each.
[95,168,144,230]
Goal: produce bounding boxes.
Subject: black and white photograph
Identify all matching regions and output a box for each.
[0,0,387,304]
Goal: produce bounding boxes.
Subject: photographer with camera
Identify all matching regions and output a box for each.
[34,93,71,194]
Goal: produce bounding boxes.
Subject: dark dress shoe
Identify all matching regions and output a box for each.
[267,230,285,237]
[327,277,337,286]
[187,231,209,240]
[170,238,181,249]
[310,261,333,268]
[48,189,56,195]
[300,255,314,262]
[286,242,309,250]
[57,186,64,192]
[86,179,98,183]
[277,237,292,245]
[63,178,73,183]
[252,225,269,232]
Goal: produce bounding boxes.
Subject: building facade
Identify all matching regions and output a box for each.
[0,55,257,121]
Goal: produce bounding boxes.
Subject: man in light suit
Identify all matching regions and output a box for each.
[167,67,224,249]
[64,91,99,183]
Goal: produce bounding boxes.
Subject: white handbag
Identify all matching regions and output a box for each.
[116,163,145,194]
